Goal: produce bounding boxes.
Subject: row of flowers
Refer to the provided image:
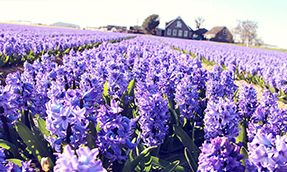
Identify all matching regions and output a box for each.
[0,23,135,67]
[0,35,286,171]
[157,36,287,102]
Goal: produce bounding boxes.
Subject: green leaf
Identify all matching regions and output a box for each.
[173,126,200,163]
[236,120,249,165]
[86,133,97,150]
[279,97,287,104]
[164,154,187,166]
[3,55,9,64]
[151,156,192,172]
[37,117,50,137]
[127,79,135,97]
[88,121,97,137]
[103,81,109,97]
[170,109,179,126]
[184,147,196,172]
[160,136,174,154]
[161,160,180,172]
[122,146,156,172]
[232,88,239,101]
[0,139,19,158]
[63,48,70,54]
[138,144,152,172]
[6,159,22,167]
[15,122,55,167]
[167,96,174,109]
[240,146,249,166]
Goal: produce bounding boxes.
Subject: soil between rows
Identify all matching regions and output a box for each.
[201,63,287,109]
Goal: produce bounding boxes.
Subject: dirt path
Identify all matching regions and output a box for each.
[0,65,24,85]
[0,56,63,85]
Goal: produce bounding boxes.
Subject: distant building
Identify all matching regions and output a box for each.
[164,16,193,39]
[193,28,208,40]
[155,28,165,36]
[203,26,233,43]
[85,26,99,31]
[96,25,127,33]
[128,25,145,34]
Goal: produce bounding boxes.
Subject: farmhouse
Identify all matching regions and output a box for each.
[155,28,165,36]
[128,25,145,34]
[95,25,127,33]
[203,26,233,43]
[193,28,208,40]
[155,17,233,43]
[163,16,194,39]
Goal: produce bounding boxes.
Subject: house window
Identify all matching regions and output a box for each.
[189,33,193,38]
[167,29,171,35]
[178,30,182,37]
[176,21,182,28]
[173,29,177,36]
[184,30,188,37]
[223,29,227,35]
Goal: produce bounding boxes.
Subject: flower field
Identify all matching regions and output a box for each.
[1,23,287,171]
[158,37,287,103]
[0,23,134,67]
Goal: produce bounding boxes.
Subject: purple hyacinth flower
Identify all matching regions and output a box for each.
[96,99,137,162]
[174,75,199,123]
[238,84,258,120]
[136,90,169,147]
[0,148,7,170]
[54,145,106,172]
[198,137,245,172]
[204,97,240,140]
[248,130,287,171]
[6,160,33,172]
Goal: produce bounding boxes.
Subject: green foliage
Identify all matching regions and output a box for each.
[37,116,50,137]
[142,14,160,34]
[150,156,192,172]
[6,158,23,166]
[15,122,55,167]
[161,160,180,172]
[173,125,200,170]
[122,146,156,172]
[184,148,196,172]
[0,139,19,158]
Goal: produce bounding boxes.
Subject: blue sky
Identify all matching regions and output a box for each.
[0,0,286,49]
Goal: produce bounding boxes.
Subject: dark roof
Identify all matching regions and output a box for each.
[165,16,192,31]
[166,16,182,28]
[204,26,225,35]
[194,28,208,35]
[156,28,165,31]
[166,19,175,26]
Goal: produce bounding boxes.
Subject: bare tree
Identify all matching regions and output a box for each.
[254,37,264,46]
[195,16,205,30]
[233,20,258,47]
